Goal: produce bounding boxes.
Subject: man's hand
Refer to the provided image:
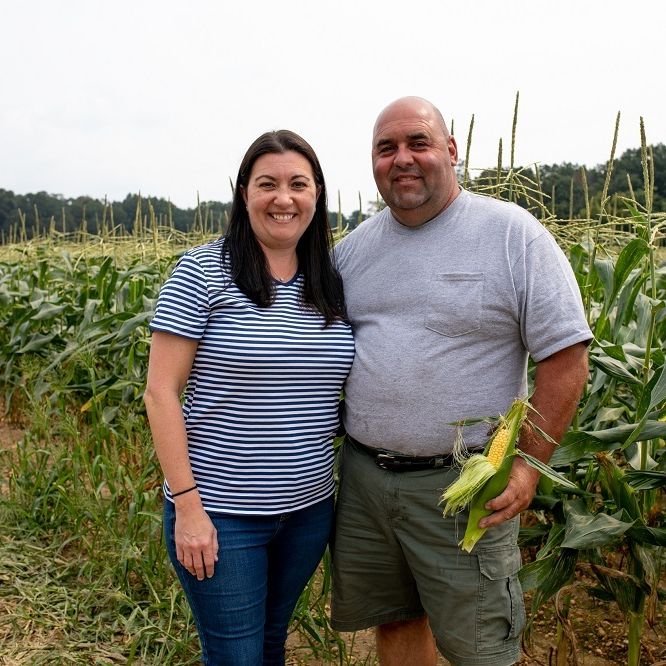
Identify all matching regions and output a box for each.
[478,456,539,528]
[478,342,589,529]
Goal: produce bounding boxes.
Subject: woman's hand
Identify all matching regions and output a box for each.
[174,499,219,580]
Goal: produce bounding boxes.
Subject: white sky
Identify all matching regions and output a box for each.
[2,0,664,216]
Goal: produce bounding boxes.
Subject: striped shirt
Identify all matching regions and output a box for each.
[150,237,354,515]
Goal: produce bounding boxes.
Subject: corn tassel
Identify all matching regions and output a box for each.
[440,398,529,552]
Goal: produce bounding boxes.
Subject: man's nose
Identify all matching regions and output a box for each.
[393,145,414,168]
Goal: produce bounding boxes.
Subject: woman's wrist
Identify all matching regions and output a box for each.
[173,488,203,511]
[171,484,197,498]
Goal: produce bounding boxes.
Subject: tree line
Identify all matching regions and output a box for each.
[1,143,664,242]
[473,143,666,219]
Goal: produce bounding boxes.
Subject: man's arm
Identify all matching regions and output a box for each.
[479,341,589,529]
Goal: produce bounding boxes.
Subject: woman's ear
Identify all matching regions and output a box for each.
[241,185,248,205]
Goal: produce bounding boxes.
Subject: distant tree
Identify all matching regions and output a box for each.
[0,189,17,236]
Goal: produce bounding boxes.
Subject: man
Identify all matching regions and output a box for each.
[331,97,591,666]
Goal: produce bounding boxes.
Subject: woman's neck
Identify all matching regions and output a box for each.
[264,247,298,283]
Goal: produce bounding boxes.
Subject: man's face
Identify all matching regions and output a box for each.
[372,100,458,227]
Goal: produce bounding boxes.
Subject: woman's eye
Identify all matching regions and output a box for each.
[292,181,307,189]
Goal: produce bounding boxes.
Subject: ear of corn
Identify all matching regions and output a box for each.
[460,454,515,551]
[440,398,529,552]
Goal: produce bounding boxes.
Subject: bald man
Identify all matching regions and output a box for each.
[330,97,591,666]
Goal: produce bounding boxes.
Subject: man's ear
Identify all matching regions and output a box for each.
[448,136,459,167]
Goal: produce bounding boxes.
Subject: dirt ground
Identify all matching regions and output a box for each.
[0,411,23,451]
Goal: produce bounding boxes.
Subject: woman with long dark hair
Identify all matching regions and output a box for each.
[144,130,353,665]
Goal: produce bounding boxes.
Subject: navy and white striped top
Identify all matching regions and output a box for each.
[150,237,354,515]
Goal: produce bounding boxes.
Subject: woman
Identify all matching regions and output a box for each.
[144,130,354,665]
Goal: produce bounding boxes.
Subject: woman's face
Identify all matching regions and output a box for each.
[242,150,320,254]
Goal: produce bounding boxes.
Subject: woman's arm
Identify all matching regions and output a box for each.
[144,331,218,580]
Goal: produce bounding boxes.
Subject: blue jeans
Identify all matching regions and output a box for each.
[164,496,334,666]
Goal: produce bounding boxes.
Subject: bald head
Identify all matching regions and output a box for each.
[373,97,450,142]
[370,96,460,227]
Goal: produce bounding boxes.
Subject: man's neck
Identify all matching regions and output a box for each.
[392,186,461,228]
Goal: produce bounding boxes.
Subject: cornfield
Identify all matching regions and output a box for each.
[1,107,665,665]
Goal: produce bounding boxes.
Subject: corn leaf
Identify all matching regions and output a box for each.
[596,341,627,362]
[614,271,648,337]
[596,453,642,520]
[31,302,68,321]
[536,523,567,560]
[551,420,666,465]
[641,363,666,416]
[519,549,576,593]
[520,548,578,630]
[626,524,666,547]
[624,469,666,490]
[561,500,634,549]
[17,332,58,354]
[514,450,580,492]
[589,352,641,385]
[609,238,649,306]
[593,257,614,305]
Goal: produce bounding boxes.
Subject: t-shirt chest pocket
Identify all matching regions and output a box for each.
[424,272,484,337]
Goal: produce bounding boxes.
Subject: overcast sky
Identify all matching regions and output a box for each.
[2,0,664,215]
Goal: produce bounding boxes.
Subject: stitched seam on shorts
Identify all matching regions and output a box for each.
[331,610,424,632]
[438,644,520,666]
[476,568,486,648]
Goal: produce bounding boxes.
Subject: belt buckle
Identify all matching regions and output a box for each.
[375,453,396,470]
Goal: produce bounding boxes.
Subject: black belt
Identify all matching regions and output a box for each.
[347,435,456,472]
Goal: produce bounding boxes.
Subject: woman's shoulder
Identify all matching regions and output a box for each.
[180,237,230,271]
[167,237,231,289]
[183,236,226,260]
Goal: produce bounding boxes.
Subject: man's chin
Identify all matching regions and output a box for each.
[387,196,427,211]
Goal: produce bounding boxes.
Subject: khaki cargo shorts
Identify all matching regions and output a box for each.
[331,438,525,666]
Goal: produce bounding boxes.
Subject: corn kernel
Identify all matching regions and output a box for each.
[486,426,511,469]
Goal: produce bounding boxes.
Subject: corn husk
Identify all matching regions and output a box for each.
[440,398,529,552]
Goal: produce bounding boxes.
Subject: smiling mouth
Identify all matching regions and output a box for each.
[269,213,296,221]
[393,175,421,184]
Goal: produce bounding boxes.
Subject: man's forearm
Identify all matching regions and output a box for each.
[521,341,590,462]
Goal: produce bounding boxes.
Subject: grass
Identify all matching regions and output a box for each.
[0,406,364,665]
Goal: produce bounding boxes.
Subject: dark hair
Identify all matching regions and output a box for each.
[223,129,346,326]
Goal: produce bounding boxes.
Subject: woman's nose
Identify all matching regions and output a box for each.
[273,188,293,206]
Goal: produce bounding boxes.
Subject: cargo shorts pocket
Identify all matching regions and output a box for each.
[476,546,525,651]
[424,273,484,337]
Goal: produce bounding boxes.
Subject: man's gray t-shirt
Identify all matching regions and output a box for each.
[335,189,592,455]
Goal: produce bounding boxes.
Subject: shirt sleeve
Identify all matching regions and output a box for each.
[517,232,593,362]
[149,252,210,340]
